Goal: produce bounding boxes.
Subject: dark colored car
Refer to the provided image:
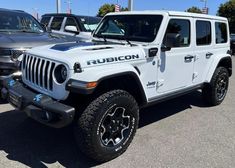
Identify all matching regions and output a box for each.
[231,34,235,55]
[0,8,74,86]
[40,13,101,41]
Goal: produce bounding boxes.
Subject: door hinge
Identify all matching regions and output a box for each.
[193,72,198,80]
[157,79,164,87]
[157,59,161,67]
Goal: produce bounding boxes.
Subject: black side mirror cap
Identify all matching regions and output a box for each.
[40,23,51,32]
[161,45,171,52]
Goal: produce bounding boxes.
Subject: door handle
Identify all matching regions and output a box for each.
[184,55,194,62]
[206,52,213,59]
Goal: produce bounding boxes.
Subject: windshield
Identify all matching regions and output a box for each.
[94,15,163,42]
[78,16,101,32]
[0,11,44,33]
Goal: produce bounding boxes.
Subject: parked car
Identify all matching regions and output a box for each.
[0,8,75,90]
[231,34,235,55]
[40,13,101,41]
[1,11,232,162]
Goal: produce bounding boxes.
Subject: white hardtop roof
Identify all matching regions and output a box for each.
[106,10,227,21]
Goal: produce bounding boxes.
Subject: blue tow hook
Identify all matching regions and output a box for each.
[8,80,16,87]
[34,94,43,102]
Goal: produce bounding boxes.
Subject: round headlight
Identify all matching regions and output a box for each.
[54,64,68,84]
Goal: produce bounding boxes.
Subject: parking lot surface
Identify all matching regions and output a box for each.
[0,58,234,168]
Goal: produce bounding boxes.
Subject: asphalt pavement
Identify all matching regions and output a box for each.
[0,58,234,168]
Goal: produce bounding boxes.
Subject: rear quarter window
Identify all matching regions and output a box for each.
[215,22,228,44]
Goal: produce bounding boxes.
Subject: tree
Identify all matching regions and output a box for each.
[97,4,129,17]
[186,6,202,13]
[217,0,235,33]
[97,4,115,17]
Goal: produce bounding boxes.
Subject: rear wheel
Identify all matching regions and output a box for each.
[74,90,139,162]
[202,67,229,106]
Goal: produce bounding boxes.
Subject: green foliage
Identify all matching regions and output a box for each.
[97,4,129,17]
[217,0,235,33]
[186,6,202,13]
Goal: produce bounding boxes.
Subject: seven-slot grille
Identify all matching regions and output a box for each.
[22,54,56,91]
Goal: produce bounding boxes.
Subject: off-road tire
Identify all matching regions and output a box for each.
[202,67,229,106]
[74,90,139,162]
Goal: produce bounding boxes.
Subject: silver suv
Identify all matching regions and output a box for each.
[41,13,101,41]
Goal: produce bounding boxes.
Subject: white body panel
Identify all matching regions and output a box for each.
[22,11,231,102]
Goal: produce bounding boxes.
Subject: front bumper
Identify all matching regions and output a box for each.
[0,56,21,83]
[1,78,75,128]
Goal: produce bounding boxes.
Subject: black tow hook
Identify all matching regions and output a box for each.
[42,110,58,123]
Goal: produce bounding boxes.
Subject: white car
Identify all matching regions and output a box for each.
[1,11,232,162]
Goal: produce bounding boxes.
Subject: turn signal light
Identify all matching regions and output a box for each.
[86,82,97,89]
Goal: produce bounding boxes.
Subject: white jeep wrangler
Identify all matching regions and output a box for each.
[1,11,232,162]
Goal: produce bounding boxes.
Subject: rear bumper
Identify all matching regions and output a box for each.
[1,78,75,128]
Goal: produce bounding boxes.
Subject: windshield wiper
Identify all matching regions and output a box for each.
[94,34,107,42]
[123,36,133,46]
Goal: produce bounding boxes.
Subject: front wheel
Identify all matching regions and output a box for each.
[74,90,139,162]
[202,67,229,106]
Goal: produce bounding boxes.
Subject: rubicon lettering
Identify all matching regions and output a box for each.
[87,54,139,65]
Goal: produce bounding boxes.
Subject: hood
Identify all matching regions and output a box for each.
[0,32,72,49]
[28,41,146,69]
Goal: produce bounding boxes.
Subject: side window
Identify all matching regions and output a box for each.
[40,17,51,27]
[215,22,228,44]
[196,20,211,45]
[163,19,190,48]
[65,17,78,28]
[50,17,64,30]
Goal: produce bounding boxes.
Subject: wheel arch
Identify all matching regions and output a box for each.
[205,55,232,83]
[93,72,147,106]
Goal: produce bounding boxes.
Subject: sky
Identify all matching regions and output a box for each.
[0,0,229,17]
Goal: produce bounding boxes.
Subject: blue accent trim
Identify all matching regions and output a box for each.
[8,80,16,87]
[34,94,43,102]
[50,42,95,51]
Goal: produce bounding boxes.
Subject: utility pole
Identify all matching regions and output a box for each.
[65,0,72,14]
[56,0,61,13]
[200,0,208,14]
[32,8,39,20]
[128,0,133,11]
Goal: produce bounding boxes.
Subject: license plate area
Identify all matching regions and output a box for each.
[9,90,23,109]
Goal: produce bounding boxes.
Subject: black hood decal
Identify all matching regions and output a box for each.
[50,41,123,51]
[51,42,97,51]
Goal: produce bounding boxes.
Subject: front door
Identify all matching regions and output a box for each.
[157,18,194,94]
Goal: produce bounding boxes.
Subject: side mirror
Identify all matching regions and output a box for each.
[40,23,51,32]
[65,26,79,34]
[161,45,171,52]
[162,33,181,52]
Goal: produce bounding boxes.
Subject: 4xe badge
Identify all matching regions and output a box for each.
[8,80,16,87]
[34,94,43,102]
[147,81,156,89]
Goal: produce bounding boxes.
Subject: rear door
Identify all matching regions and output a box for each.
[192,19,214,84]
[157,17,194,94]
